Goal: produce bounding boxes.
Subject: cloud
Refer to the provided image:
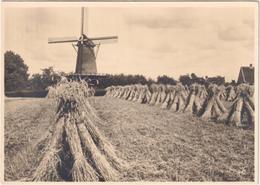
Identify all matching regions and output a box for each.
[155,43,179,53]
[124,8,197,30]
[217,23,254,42]
[127,17,195,29]
[243,19,255,29]
[126,16,195,30]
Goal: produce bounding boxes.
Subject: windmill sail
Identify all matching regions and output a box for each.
[48,37,78,44]
[81,7,85,35]
[89,36,118,45]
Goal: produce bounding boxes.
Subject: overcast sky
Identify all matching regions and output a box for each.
[4,4,257,81]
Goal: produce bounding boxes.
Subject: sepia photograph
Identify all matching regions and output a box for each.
[2,2,258,182]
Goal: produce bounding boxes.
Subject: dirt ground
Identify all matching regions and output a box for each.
[4,97,255,181]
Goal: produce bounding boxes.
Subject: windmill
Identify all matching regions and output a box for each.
[48,7,118,80]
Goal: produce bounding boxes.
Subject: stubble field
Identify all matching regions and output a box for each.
[4,97,255,181]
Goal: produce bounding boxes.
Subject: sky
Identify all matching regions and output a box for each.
[3,4,257,82]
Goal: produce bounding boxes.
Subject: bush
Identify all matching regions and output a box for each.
[5,90,48,98]
[94,89,106,96]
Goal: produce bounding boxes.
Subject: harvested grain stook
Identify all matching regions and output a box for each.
[226,84,255,127]
[33,79,124,181]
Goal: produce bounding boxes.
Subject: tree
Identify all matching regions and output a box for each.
[206,76,225,85]
[190,73,206,85]
[29,67,62,91]
[191,73,198,80]
[5,51,29,91]
[98,74,149,88]
[147,78,156,86]
[29,73,45,91]
[179,74,192,86]
[157,75,177,85]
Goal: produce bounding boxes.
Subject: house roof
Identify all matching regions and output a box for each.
[238,66,254,84]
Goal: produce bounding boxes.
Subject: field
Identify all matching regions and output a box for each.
[4,97,254,181]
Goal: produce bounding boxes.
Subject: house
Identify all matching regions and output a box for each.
[237,64,254,85]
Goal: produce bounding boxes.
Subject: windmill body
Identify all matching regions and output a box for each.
[75,34,97,74]
[48,8,118,76]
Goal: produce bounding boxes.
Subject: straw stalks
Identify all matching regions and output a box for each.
[32,117,65,181]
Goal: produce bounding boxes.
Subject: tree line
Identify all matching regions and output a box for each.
[5,51,70,92]
[5,51,235,93]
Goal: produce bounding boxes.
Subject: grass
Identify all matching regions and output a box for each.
[4,97,254,181]
[89,97,254,181]
[4,98,55,181]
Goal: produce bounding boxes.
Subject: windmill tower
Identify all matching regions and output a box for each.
[48,7,118,76]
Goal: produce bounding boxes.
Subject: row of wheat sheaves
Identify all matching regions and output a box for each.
[30,79,254,182]
[105,83,255,128]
